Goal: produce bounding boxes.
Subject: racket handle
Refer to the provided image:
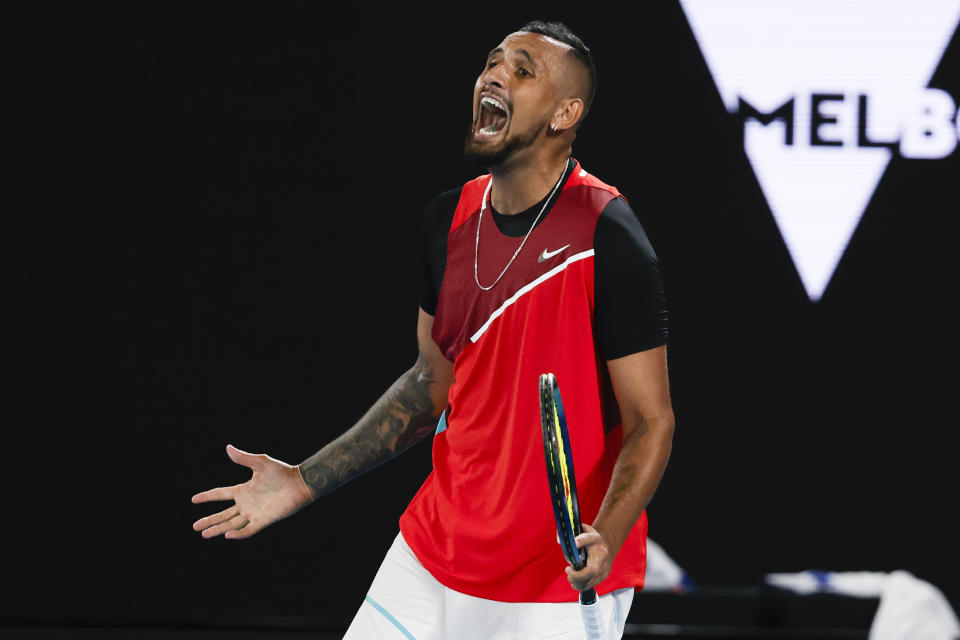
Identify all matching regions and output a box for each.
[579,588,606,640]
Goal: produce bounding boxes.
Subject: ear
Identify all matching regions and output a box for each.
[551,98,585,133]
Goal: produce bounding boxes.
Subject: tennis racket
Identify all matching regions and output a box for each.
[539,372,607,640]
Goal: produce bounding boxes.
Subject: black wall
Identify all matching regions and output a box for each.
[5,1,959,623]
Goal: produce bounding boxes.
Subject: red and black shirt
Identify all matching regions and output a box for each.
[399,158,668,602]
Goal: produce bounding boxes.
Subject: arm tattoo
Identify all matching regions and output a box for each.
[299,353,441,499]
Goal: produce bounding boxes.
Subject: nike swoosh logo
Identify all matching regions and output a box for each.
[538,244,571,263]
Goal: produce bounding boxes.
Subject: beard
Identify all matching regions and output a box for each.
[463,118,547,168]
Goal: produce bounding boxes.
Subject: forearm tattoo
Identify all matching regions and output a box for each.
[299,354,441,498]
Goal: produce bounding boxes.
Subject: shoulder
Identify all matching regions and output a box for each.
[592,196,668,359]
[595,197,658,260]
[561,163,624,222]
[423,171,493,235]
[566,161,622,198]
[424,187,461,219]
[421,187,461,236]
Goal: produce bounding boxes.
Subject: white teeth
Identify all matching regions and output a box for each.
[480,96,507,113]
[476,95,508,136]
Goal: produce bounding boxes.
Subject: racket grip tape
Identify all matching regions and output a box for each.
[579,588,607,640]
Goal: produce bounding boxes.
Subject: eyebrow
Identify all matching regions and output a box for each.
[487,47,538,70]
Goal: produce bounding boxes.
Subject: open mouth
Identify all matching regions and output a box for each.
[476,95,510,137]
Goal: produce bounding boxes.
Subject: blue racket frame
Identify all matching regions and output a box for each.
[539,373,587,571]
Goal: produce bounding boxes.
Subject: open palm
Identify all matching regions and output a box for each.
[191,444,314,539]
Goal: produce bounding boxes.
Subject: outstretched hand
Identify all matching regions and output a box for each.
[191,444,315,540]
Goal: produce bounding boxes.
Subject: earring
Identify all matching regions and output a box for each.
[551,122,559,132]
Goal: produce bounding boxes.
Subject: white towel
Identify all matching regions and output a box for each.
[869,570,960,640]
[763,569,959,640]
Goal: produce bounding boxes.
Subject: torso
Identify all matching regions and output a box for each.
[400,160,650,602]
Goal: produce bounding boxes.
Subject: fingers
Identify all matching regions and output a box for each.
[192,505,238,532]
[192,501,261,541]
[574,530,603,550]
[225,523,259,540]
[566,554,600,581]
[190,445,258,503]
[191,485,238,504]
[566,562,601,592]
[574,523,602,549]
[199,513,251,539]
[567,524,609,591]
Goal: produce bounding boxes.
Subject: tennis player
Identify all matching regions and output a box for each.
[192,20,674,639]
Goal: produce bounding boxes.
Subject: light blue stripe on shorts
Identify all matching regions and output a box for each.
[364,594,417,639]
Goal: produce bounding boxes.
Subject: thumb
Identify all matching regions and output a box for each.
[226,444,260,469]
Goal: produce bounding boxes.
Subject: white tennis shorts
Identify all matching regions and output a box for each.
[343,532,633,640]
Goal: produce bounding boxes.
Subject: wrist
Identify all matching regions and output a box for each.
[294,464,318,505]
[591,520,624,558]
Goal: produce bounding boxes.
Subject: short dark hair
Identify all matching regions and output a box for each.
[519,20,597,117]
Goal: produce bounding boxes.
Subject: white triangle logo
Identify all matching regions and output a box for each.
[679,0,960,300]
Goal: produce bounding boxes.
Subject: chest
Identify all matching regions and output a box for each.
[432,189,606,362]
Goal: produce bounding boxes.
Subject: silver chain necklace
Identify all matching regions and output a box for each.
[474,166,567,291]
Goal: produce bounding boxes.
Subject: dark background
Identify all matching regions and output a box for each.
[5,0,958,627]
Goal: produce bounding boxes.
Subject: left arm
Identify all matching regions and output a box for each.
[566,344,675,591]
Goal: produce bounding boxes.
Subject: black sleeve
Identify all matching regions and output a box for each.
[418,188,460,315]
[594,196,669,360]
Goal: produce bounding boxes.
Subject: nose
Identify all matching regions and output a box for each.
[481,63,508,90]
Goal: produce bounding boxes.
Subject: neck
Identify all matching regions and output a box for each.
[488,147,571,215]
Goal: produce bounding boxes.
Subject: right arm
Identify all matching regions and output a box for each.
[298,308,452,499]
[191,309,452,539]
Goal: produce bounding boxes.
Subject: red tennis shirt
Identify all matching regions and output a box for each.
[399,159,667,602]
